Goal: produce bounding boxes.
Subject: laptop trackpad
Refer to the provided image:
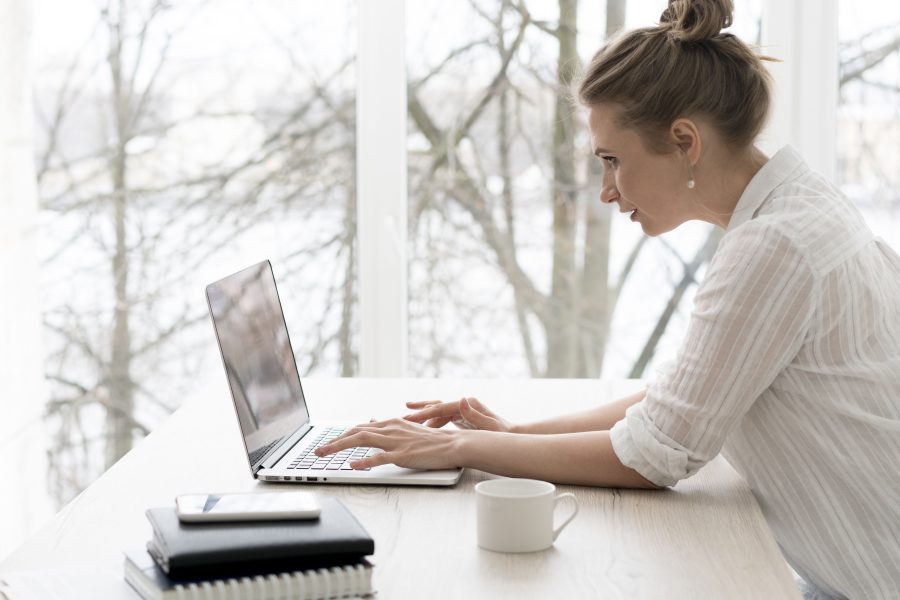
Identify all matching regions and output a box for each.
[361,463,462,483]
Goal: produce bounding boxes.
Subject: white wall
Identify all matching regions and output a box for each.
[0,0,53,561]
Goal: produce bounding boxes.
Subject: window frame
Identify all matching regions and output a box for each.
[761,0,839,179]
[356,0,409,376]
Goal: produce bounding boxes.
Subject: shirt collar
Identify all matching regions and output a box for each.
[726,145,806,232]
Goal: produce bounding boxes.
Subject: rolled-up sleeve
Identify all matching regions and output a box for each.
[610,221,816,487]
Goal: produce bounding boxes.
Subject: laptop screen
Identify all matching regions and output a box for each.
[205,260,310,469]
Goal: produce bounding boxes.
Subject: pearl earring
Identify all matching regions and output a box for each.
[687,178,695,189]
[686,158,695,189]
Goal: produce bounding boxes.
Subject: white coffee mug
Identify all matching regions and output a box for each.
[475,478,579,553]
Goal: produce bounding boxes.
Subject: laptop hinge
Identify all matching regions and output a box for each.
[254,422,313,474]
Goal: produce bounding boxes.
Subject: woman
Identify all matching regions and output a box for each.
[317,1,900,596]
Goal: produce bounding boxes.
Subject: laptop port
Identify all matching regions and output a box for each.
[307,477,318,482]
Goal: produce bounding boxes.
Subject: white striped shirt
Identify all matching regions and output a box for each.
[610,146,900,599]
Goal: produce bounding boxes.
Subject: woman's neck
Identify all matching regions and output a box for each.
[695,145,769,229]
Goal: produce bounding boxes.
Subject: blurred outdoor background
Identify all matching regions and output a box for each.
[1,0,898,559]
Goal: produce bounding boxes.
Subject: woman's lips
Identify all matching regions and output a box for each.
[617,205,638,221]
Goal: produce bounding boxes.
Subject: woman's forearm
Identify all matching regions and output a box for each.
[455,428,659,489]
[513,389,646,434]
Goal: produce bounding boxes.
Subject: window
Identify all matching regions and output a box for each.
[836,1,900,247]
[32,0,357,505]
[4,0,894,560]
[406,0,762,378]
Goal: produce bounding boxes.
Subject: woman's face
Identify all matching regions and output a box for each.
[588,103,695,236]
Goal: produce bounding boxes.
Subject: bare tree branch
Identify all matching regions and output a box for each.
[511,0,559,38]
[840,23,900,86]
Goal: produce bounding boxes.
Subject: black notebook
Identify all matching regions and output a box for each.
[145,496,375,580]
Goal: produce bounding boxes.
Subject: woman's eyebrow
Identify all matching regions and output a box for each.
[593,147,613,156]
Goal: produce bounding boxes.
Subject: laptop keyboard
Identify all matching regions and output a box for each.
[288,426,379,472]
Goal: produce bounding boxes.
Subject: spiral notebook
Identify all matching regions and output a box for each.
[124,550,374,600]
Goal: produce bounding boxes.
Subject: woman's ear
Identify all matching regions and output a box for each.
[670,118,702,164]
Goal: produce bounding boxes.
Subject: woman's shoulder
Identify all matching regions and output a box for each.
[710,217,815,287]
[735,174,874,278]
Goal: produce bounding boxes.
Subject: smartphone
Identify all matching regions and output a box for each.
[175,491,322,522]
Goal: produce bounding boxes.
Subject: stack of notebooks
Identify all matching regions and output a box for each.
[124,496,375,599]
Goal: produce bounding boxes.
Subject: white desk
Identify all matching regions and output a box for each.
[0,378,801,598]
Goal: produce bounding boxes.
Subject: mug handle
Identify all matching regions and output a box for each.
[551,493,579,541]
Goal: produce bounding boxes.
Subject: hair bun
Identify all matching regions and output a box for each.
[660,0,734,43]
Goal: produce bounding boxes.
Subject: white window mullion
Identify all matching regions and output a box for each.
[762,0,839,180]
[356,0,408,376]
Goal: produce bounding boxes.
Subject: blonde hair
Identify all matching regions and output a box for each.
[578,0,774,153]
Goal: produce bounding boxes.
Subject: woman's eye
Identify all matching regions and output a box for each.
[602,156,618,168]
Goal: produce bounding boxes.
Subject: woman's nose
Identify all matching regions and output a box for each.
[600,182,619,204]
[599,168,618,204]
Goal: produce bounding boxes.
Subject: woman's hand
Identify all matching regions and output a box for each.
[314,418,464,470]
[403,397,517,432]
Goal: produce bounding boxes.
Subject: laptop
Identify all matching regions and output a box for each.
[206,260,463,486]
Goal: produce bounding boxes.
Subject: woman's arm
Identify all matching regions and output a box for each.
[404,389,646,435]
[457,428,660,489]
[315,415,661,489]
[513,389,646,434]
